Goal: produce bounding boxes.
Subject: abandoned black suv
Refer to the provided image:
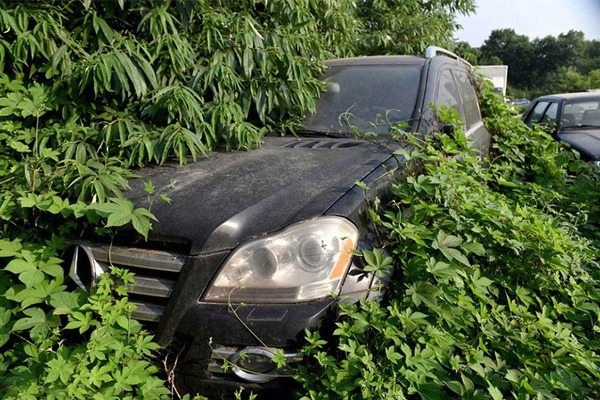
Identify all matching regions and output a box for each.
[66,46,490,396]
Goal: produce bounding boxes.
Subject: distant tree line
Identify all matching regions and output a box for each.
[455,29,600,99]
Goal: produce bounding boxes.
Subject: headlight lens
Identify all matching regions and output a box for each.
[203,217,358,303]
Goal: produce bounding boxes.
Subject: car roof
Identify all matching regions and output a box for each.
[325,55,426,67]
[535,92,600,101]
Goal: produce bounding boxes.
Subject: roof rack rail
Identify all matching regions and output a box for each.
[424,46,472,67]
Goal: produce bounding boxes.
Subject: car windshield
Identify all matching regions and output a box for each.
[301,64,422,136]
[562,98,600,129]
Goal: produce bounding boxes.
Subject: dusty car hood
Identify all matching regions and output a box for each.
[557,128,600,160]
[128,136,393,254]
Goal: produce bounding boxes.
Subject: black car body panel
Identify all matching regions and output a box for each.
[128,137,395,255]
[557,129,600,160]
[66,47,490,397]
[522,92,600,161]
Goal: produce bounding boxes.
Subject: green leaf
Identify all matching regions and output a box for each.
[426,258,458,280]
[471,269,494,293]
[159,193,172,204]
[45,355,75,385]
[116,315,131,331]
[131,207,157,239]
[445,381,464,396]
[8,140,30,153]
[12,307,46,332]
[4,286,46,308]
[463,241,486,256]
[18,193,39,208]
[407,281,439,308]
[40,257,64,278]
[65,311,93,333]
[0,307,12,347]
[488,385,504,400]
[431,231,472,266]
[0,239,22,257]
[362,248,393,273]
[505,369,521,383]
[88,197,137,228]
[5,258,45,286]
[88,365,113,388]
[433,231,463,249]
[143,180,155,195]
[50,291,83,315]
[384,346,403,364]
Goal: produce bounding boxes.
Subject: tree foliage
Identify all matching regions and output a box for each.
[0,0,350,163]
[460,28,600,98]
[479,29,534,89]
[356,0,475,55]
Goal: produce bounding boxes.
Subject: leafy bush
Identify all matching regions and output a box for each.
[0,258,173,399]
[298,90,600,399]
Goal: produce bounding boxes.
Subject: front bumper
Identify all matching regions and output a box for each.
[164,299,337,398]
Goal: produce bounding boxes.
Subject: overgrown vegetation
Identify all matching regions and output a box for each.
[8,1,598,399]
[297,89,600,398]
[0,263,174,399]
[0,0,476,398]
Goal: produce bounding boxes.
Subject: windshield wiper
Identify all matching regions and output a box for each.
[563,124,600,130]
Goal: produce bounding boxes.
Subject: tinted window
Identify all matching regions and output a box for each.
[541,102,558,125]
[302,65,422,135]
[525,101,550,124]
[563,99,600,127]
[436,69,462,122]
[453,68,481,128]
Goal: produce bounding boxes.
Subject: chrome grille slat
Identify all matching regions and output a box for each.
[90,246,185,272]
[130,302,166,322]
[126,276,176,297]
[71,243,187,324]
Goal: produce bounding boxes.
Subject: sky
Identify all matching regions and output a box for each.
[455,0,600,47]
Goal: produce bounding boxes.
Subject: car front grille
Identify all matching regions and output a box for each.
[68,243,187,322]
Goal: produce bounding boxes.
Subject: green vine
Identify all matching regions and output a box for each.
[299,89,600,399]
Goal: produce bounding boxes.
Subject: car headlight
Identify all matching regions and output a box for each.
[202,216,358,303]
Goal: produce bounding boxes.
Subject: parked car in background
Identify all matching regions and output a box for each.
[65,46,490,398]
[522,92,600,163]
[508,98,530,107]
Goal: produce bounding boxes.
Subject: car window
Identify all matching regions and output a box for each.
[564,99,600,127]
[525,101,550,125]
[453,68,481,129]
[436,69,464,124]
[302,65,422,135]
[541,102,558,125]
